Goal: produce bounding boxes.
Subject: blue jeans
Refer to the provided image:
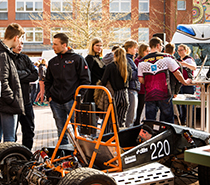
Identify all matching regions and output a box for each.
[125,89,138,127]
[0,113,17,142]
[146,98,174,123]
[50,99,74,145]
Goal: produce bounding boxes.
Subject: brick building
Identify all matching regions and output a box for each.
[0,0,193,56]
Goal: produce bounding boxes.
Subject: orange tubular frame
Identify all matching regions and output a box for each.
[50,85,122,172]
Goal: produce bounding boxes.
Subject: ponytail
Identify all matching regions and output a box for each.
[114,48,128,83]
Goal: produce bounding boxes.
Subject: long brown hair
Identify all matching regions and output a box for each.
[138,43,149,58]
[88,37,103,57]
[114,47,127,83]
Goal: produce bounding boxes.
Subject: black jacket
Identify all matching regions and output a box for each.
[45,49,91,104]
[170,55,183,96]
[0,40,24,114]
[12,53,38,105]
[84,54,105,102]
[101,62,132,91]
[85,54,105,85]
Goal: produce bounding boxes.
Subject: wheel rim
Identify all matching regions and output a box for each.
[1,152,29,164]
[0,152,29,180]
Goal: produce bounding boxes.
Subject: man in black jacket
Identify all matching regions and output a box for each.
[12,41,38,150]
[0,23,25,142]
[45,33,91,144]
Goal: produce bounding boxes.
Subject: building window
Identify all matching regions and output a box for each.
[112,28,131,44]
[16,0,43,12]
[80,0,102,12]
[110,0,131,13]
[139,0,149,13]
[51,28,70,42]
[0,0,8,20]
[177,0,186,10]
[0,28,5,40]
[51,0,72,12]
[138,28,149,43]
[23,28,43,42]
[0,0,7,12]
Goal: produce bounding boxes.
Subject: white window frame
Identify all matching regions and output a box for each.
[51,0,73,12]
[0,28,5,39]
[23,27,43,42]
[90,0,102,12]
[0,0,8,12]
[80,0,102,12]
[112,27,131,44]
[110,0,131,13]
[51,28,70,42]
[138,27,149,43]
[16,0,43,12]
[177,0,186,11]
[139,0,149,13]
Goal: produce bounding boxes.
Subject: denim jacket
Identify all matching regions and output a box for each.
[126,54,140,92]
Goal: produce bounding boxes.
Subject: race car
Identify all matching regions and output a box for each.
[0,85,209,185]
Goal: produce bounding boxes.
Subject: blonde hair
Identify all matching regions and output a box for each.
[114,47,128,83]
[37,59,46,66]
[34,61,40,66]
[178,44,191,55]
[88,37,103,57]
[138,43,149,58]
[123,39,138,52]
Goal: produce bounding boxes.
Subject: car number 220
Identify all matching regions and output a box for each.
[150,140,170,160]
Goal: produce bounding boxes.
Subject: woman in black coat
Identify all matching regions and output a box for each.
[84,37,105,102]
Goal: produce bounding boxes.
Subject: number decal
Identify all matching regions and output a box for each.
[157,141,164,158]
[150,140,170,160]
[150,143,157,160]
[164,140,170,156]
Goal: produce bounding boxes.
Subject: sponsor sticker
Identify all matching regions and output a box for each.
[124,155,136,164]
[151,64,157,71]
[153,124,160,131]
[65,60,74,64]
[136,147,148,155]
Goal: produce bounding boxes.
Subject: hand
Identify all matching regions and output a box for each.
[173,94,177,98]
[185,78,192,85]
[49,97,52,102]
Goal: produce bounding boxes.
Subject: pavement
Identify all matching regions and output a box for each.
[16,105,58,152]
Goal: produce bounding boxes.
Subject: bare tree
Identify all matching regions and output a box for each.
[148,0,192,41]
[30,0,140,48]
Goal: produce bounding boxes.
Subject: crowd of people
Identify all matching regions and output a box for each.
[0,23,196,150]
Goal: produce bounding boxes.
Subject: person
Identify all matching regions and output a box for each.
[177,44,197,125]
[138,37,192,123]
[101,47,132,128]
[165,43,183,98]
[134,43,150,126]
[0,23,25,142]
[45,33,91,145]
[12,41,38,150]
[34,59,48,106]
[30,61,40,104]
[84,37,105,103]
[102,45,120,65]
[123,39,140,127]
